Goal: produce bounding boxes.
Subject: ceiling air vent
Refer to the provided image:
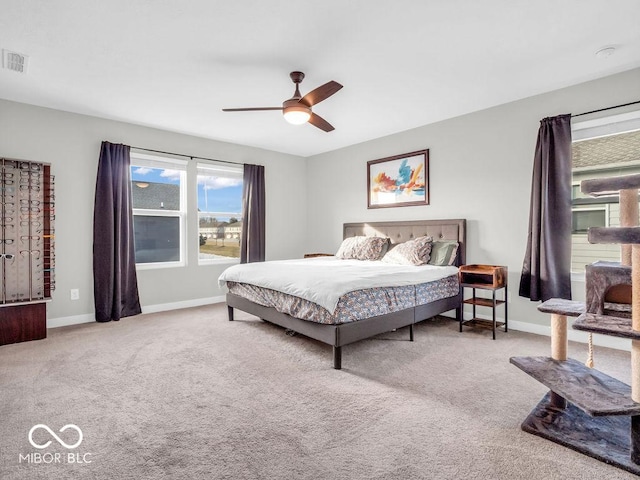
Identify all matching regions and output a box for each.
[2,49,29,74]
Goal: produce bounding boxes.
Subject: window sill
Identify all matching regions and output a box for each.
[571,272,586,283]
[136,261,185,271]
[198,258,240,267]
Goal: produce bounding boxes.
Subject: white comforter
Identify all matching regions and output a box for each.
[218,257,458,314]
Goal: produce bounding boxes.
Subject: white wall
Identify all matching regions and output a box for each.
[0,99,307,324]
[2,68,639,334]
[305,68,640,335]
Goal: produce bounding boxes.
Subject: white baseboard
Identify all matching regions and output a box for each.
[472,313,631,352]
[140,295,225,314]
[47,296,226,329]
[47,313,96,329]
[47,300,633,352]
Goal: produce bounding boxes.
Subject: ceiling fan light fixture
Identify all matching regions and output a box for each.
[283,105,311,125]
[222,71,342,132]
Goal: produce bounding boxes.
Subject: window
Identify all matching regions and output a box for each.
[571,111,640,273]
[130,153,187,267]
[196,163,243,264]
[572,208,606,233]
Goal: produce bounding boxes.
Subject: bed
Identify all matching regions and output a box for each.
[220,219,466,369]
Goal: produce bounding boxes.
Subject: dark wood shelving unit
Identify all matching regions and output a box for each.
[463,296,505,308]
[0,158,55,346]
[0,302,47,345]
[459,264,507,339]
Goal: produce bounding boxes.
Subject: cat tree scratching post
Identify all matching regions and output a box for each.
[582,185,638,366]
[551,314,567,361]
[511,173,640,476]
[633,244,640,404]
[619,185,638,402]
[550,312,568,408]
[621,189,639,266]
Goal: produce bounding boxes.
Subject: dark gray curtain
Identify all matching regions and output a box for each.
[240,164,265,263]
[93,141,142,322]
[519,114,572,301]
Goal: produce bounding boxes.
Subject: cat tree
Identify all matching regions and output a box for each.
[511,173,640,475]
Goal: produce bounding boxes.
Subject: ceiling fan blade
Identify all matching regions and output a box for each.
[222,107,283,112]
[299,81,343,107]
[308,113,335,132]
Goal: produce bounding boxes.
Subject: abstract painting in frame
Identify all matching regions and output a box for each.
[367,149,429,208]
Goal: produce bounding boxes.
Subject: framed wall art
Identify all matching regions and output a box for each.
[367,149,429,208]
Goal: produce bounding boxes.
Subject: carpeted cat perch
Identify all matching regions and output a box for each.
[511,173,640,476]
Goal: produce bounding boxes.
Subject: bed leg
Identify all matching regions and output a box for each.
[227,305,234,321]
[333,346,342,370]
[457,306,462,332]
[409,324,414,342]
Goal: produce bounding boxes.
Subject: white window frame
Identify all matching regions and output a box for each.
[196,162,243,266]
[570,109,640,280]
[130,152,188,270]
[572,110,640,142]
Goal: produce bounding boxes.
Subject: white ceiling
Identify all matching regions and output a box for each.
[1,1,639,157]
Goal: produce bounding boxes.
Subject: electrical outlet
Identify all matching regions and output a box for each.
[70,289,80,301]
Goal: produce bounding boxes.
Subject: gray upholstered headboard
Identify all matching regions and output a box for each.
[343,219,466,266]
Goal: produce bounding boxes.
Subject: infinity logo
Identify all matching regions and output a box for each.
[28,424,83,450]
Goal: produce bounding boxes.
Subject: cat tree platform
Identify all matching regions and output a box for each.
[511,355,640,475]
[512,173,640,476]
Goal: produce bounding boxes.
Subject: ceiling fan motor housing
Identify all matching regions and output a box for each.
[289,71,305,84]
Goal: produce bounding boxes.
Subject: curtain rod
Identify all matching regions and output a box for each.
[572,100,640,118]
[130,146,244,166]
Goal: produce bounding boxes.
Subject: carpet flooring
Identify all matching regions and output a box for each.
[0,303,637,479]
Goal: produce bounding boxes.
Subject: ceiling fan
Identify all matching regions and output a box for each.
[222,71,343,132]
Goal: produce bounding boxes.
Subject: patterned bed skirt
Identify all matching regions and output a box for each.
[226,274,459,325]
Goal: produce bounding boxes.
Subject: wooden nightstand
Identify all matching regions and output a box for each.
[303,253,334,258]
[459,264,508,340]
